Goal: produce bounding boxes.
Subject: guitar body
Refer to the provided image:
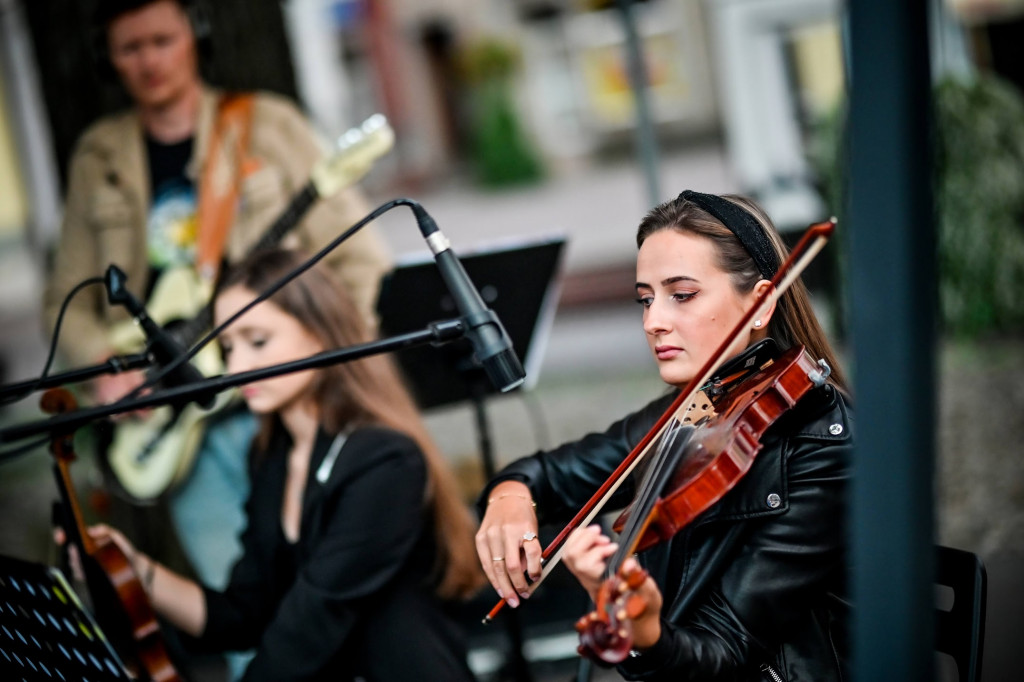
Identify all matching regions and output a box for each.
[106,266,236,500]
[106,399,228,499]
[100,115,394,501]
[107,266,213,354]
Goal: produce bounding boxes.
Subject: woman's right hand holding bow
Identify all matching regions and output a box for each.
[475,481,542,608]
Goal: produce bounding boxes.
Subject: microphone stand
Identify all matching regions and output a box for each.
[0,320,464,445]
[463,366,534,682]
[0,353,152,403]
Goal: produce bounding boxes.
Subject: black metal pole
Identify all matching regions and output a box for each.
[616,0,662,206]
[0,320,465,444]
[0,353,151,402]
[846,1,936,680]
[467,376,534,682]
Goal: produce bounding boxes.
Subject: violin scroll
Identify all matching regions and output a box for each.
[575,563,650,665]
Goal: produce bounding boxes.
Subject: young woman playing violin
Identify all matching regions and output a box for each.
[476,190,852,681]
[81,248,483,681]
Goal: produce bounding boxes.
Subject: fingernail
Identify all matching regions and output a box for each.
[519,591,530,600]
[508,596,519,608]
[496,590,503,599]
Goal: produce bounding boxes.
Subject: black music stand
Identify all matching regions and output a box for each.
[377,235,565,682]
[0,553,131,681]
[376,234,565,476]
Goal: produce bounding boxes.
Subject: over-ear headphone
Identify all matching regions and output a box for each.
[91,0,213,80]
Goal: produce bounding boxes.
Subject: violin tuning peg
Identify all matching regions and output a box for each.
[624,593,647,619]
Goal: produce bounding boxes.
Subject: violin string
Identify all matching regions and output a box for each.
[630,401,693,507]
[612,418,686,571]
[520,383,720,609]
[606,418,691,576]
[514,416,691,602]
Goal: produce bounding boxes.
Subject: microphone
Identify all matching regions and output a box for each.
[411,204,525,393]
[104,265,214,408]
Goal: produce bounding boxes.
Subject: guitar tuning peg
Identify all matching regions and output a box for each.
[363,114,386,132]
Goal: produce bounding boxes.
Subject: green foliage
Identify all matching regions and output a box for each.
[459,39,522,85]
[934,75,1024,336]
[468,80,544,188]
[808,74,1024,338]
[458,38,543,188]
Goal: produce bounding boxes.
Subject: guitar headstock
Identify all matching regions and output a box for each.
[310,114,395,197]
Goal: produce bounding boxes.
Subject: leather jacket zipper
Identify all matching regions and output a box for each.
[760,662,786,682]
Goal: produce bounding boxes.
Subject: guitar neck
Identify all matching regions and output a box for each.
[165,115,393,353]
[173,181,320,350]
[253,181,319,252]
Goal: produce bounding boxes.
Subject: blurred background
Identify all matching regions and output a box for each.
[1,0,1022,680]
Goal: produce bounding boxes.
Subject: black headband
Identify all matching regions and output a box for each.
[678,190,779,279]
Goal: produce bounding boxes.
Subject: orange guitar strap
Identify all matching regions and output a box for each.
[195,93,256,282]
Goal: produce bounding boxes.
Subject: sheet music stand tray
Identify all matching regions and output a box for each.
[0,553,131,681]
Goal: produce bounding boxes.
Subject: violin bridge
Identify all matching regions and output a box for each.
[677,390,717,426]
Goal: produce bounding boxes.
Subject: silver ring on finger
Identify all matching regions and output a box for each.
[522,532,538,543]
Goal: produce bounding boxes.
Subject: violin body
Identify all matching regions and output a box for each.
[82,540,180,682]
[615,345,830,552]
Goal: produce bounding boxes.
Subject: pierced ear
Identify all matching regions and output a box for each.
[752,279,777,328]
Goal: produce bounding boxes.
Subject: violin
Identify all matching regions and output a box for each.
[575,343,831,663]
[611,342,831,553]
[44,387,182,682]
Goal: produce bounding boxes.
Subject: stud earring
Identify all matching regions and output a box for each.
[754,320,762,328]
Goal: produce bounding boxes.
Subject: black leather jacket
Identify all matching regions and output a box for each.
[485,374,853,681]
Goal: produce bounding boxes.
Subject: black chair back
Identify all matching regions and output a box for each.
[935,545,987,682]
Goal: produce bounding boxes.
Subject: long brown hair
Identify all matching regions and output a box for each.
[636,193,848,391]
[217,248,484,600]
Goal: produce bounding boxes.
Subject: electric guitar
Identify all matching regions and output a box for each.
[104,114,394,501]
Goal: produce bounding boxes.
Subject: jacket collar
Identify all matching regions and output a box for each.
[264,423,346,545]
[93,108,149,210]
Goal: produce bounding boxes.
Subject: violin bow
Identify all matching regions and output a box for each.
[484,217,835,623]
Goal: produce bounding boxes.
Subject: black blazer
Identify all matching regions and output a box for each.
[197,425,475,681]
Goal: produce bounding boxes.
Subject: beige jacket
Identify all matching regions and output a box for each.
[44,86,392,367]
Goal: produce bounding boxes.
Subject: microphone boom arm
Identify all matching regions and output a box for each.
[0,353,152,403]
[0,320,465,445]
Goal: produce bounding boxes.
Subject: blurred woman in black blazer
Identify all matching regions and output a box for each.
[88,248,483,681]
